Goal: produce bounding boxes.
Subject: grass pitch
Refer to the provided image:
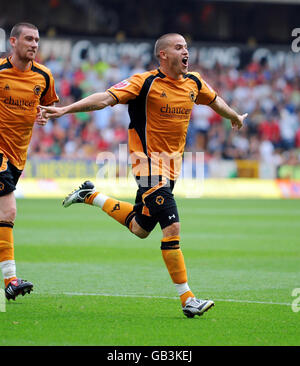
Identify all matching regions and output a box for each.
[0,198,299,346]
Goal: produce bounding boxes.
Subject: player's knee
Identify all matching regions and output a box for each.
[162,222,180,237]
[130,218,150,239]
[135,230,150,239]
[7,206,16,222]
[133,226,150,239]
[0,205,16,222]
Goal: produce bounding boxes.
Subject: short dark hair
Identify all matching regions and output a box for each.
[10,22,38,39]
[154,33,183,59]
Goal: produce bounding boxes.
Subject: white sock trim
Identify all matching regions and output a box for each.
[0,260,16,279]
[92,193,109,208]
[174,282,191,296]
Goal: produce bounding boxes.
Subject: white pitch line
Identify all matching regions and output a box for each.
[61,292,292,307]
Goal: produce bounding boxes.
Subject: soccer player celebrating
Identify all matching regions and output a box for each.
[0,23,59,300]
[42,33,247,317]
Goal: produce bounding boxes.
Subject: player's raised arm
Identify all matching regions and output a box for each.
[40,91,116,119]
[209,95,248,130]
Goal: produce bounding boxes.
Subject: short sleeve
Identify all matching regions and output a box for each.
[40,72,59,106]
[106,73,145,104]
[193,72,217,105]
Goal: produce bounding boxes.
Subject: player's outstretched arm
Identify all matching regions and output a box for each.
[209,96,248,130]
[40,92,116,119]
[35,105,51,126]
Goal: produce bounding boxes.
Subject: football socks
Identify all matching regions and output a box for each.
[85,193,135,228]
[161,235,194,306]
[0,222,17,287]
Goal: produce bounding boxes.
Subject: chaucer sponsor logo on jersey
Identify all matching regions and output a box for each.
[112,79,130,90]
[3,96,35,109]
[160,104,192,116]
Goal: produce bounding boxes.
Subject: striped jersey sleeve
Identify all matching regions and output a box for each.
[106,73,150,104]
[32,61,59,106]
[189,71,217,105]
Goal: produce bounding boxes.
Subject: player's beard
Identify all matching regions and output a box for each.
[170,58,187,77]
[25,49,36,61]
[16,47,36,63]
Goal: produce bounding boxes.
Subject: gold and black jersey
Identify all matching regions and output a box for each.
[107,68,217,181]
[0,57,59,170]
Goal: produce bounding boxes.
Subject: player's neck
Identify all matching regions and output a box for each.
[10,54,32,72]
[159,65,183,80]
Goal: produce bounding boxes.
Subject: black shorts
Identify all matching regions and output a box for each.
[133,177,179,232]
[0,153,23,197]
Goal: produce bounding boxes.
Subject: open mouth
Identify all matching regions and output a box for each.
[182,57,188,67]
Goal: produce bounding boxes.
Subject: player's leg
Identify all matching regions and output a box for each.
[0,192,17,285]
[86,191,151,238]
[160,219,214,317]
[90,192,150,238]
[0,159,33,300]
[135,182,194,306]
[150,186,214,317]
[62,180,152,239]
[160,221,193,304]
[0,193,33,300]
[129,217,150,239]
[159,211,195,305]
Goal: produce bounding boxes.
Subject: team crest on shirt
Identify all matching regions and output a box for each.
[189,90,196,102]
[33,85,42,96]
[112,79,130,90]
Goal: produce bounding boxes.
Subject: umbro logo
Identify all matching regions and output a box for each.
[160,91,167,98]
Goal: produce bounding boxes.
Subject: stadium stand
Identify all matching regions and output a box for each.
[1,0,299,180]
[23,52,300,179]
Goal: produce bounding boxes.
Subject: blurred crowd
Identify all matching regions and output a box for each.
[27,52,300,172]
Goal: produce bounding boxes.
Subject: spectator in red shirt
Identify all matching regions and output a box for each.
[295,127,300,148]
[258,117,281,148]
